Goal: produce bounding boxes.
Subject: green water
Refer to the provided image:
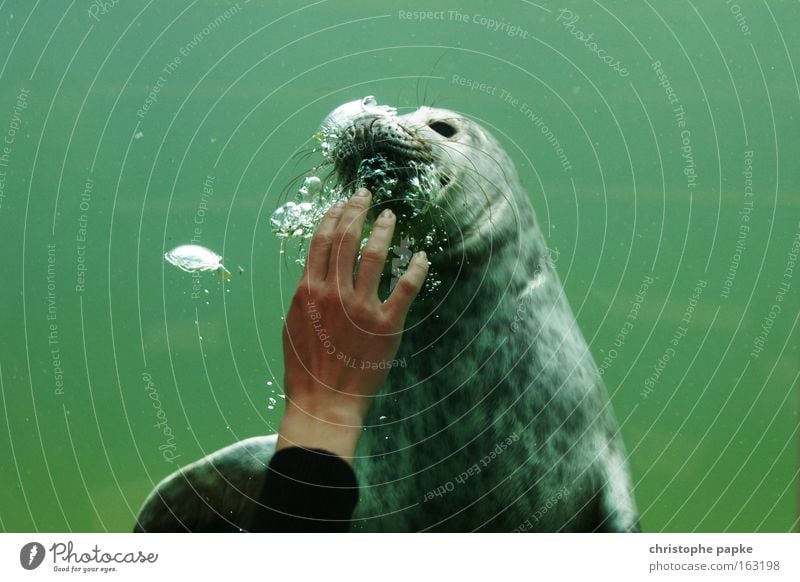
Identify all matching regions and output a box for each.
[0,0,797,532]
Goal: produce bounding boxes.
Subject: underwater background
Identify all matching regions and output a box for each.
[0,0,797,532]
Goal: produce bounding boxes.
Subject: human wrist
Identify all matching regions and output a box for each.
[275,397,366,464]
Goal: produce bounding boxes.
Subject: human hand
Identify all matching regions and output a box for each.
[276,188,429,462]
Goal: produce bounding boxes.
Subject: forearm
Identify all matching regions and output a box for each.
[275,189,427,463]
[275,398,365,464]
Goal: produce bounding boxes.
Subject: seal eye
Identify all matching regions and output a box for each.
[428,121,456,138]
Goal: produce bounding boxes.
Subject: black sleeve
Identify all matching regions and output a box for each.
[248,447,359,532]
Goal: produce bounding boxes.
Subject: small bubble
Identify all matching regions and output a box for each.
[298,176,322,198]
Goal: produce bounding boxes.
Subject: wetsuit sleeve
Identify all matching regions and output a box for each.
[249,447,359,532]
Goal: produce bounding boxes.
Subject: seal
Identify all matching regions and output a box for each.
[134,97,639,532]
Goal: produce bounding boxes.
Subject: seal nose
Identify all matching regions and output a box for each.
[326,121,377,170]
[320,97,399,171]
[321,96,397,134]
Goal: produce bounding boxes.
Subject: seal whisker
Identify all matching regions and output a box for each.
[420,51,452,108]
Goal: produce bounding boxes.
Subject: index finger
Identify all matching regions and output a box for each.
[330,189,372,286]
[303,200,345,282]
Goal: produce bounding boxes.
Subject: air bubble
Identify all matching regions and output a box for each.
[298,176,322,198]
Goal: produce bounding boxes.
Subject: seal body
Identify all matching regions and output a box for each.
[353,205,636,531]
[134,98,638,533]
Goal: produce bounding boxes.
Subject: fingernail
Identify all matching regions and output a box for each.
[414,251,428,264]
[379,208,394,221]
[355,188,371,198]
[333,200,345,208]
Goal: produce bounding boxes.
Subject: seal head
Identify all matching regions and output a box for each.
[319,96,532,264]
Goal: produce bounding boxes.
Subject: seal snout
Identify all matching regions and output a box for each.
[325,113,431,180]
[316,96,449,220]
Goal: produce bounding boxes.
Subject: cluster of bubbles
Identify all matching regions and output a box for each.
[270,127,449,296]
[270,175,343,242]
[270,155,444,241]
[270,115,362,245]
[353,154,439,218]
[265,380,284,411]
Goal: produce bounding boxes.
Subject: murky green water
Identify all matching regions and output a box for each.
[0,1,796,532]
